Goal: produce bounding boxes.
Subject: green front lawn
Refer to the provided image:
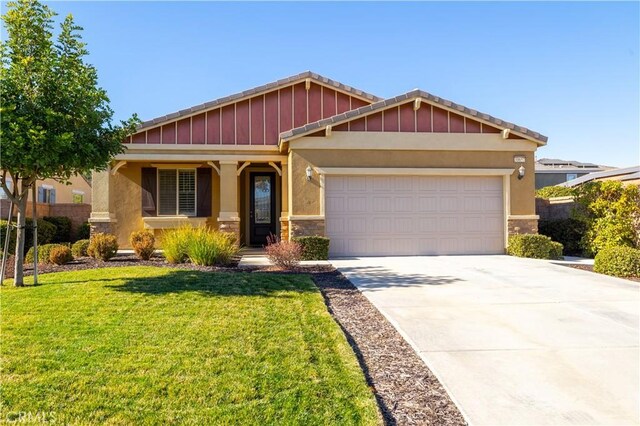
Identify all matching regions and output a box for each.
[1,267,380,425]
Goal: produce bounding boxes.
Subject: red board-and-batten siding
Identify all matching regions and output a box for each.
[331,102,522,138]
[127,82,371,146]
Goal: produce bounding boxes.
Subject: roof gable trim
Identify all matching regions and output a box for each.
[136,71,382,132]
[280,89,548,146]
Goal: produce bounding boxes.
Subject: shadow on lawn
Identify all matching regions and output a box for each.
[105,269,317,297]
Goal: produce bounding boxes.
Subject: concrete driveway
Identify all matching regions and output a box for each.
[331,255,640,425]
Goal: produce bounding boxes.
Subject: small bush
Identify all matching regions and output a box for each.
[44,216,72,243]
[538,218,586,256]
[71,239,90,257]
[292,236,330,260]
[161,226,192,264]
[130,230,155,260]
[88,233,118,261]
[536,186,574,199]
[187,227,238,266]
[594,246,640,278]
[507,234,564,260]
[49,245,73,265]
[77,222,91,240]
[265,234,302,269]
[25,244,64,264]
[2,219,58,254]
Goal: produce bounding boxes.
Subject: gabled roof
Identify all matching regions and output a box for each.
[279,89,548,145]
[559,165,640,187]
[137,71,382,131]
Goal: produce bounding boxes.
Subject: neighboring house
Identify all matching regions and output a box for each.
[534,158,608,189]
[559,165,640,187]
[1,174,91,206]
[90,71,547,256]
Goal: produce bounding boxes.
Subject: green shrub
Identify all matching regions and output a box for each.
[161,226,238,266]
[44,216,72,243]
[49,245,73,265]
[71,239,90,257]
[0,218,57,254]
[538,218,586,256]
[507,234,564,260]
[572,181,640,256]
[536,186,575,199]
[292,236,330,260]
[88,233,118,261]
[161,226,192,264]
[77,222,91,240]
[25,244,65,264]
[187,227,238,266]
[549,241,564,260]
[130,230,155,260]
[594,246,640,278]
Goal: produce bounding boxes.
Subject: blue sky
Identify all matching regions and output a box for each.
[3,2,639,167]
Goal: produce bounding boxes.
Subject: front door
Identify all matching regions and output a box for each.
[250,172,276,246]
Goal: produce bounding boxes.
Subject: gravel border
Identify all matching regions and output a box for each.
[313,270,466,426]
[3,257,466,424]
[565,264,640,282]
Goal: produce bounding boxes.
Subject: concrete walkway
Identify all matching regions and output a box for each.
[237,248,331,269]
[331,255,640,425]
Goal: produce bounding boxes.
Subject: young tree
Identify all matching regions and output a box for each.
[0,0,138,286]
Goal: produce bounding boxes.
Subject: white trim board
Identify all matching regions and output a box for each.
[315,167,515,176]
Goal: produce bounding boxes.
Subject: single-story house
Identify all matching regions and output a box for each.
[559,165,640,187]
[534,158,608,189]
[90,71,547,256]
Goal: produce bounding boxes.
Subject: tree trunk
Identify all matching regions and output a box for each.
[13,195,27,287]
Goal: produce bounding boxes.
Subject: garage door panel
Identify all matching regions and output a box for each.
[439,197,461,212]
[347,197,367,212]
[464,197,483,212]
[439,177,460,191]
[326,175,504,256]
[347,177,367,191]
[418,196,438,211]
[372,196,392,212]
[326,218,344,234]
[394,197,414,212]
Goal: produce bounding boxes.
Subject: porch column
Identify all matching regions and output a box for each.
[88,169,117,235]
[280,158,289,240]
[217,160,241,243]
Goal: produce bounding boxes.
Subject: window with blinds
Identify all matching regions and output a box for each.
[158,169,196,216]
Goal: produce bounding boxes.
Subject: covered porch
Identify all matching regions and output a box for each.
[89,150,290,248]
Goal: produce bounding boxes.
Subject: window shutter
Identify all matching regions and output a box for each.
[141,168,157,216]
[38,187,44,203]
[50,189,56,204]
[197,168,212,217]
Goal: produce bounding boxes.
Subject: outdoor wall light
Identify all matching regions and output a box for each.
[306,165,313,181]
[517,165,525,180]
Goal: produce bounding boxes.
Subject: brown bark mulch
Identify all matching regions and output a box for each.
[313,270,466,426]
[1,254,241,279]
[565,264,640,282]
[2,256,467,425]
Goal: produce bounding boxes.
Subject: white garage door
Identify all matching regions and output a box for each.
[325,175,504,256]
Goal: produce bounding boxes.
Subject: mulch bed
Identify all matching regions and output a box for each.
[2,255,467,425]
[314,270,466,425]
[1,254,242,279]
[564,264,640,282]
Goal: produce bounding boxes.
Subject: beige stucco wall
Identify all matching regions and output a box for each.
[26,174,92,204]
[289,132,538,217]
[106,162,220,248]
